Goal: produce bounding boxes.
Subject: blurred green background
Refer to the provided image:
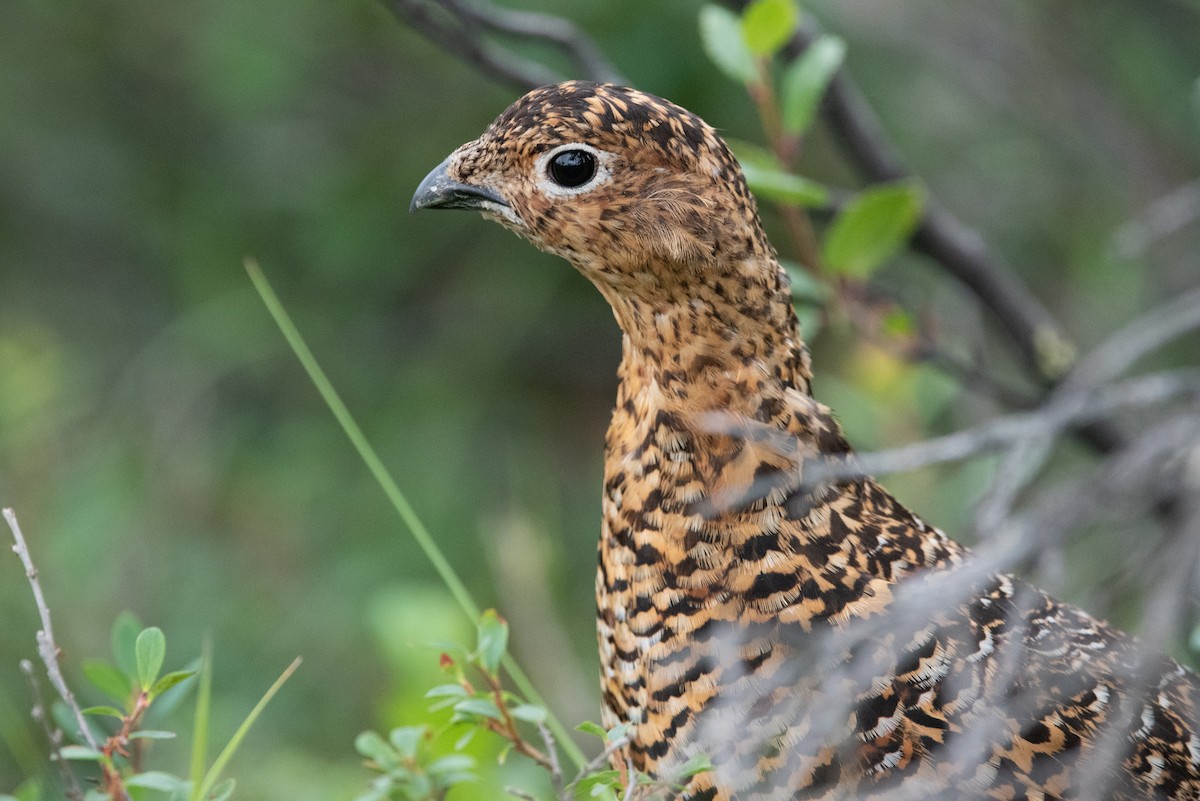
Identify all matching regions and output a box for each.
[2,0,1198,798]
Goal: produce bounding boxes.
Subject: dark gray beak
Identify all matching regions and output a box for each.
[410,157,507,214]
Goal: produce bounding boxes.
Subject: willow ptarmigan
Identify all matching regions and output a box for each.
[411,81,1200,800]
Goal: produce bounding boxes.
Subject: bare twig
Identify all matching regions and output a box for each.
[535,719,564,796]
[381,0,624,93]
[437,0,624,84]
[701,368,1200,505]
[21,659,85,801]
[5,508,101,752]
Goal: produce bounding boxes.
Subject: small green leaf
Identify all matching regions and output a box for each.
[388,726,426,760]
[125,772,185,792]
[150,669,197,698]
[474,610,508,676]
[81,705,126,720]
[204,778,235,801]
[427,754,475,775]
[135,627,166,690]
[424,683,468,699]
[83,659,132,704]
[453,727,477,752]
[780,260,830,305]
[823,181,925,278]
[741,0,798,57]
[354,731,395,765]
[575,720,608,740]
[677,753,715,779]
[699,5,757,84]
[453,698,503,721]
[60,746,104,761]
[129,729,177,740]
[111,612,142,677]
[740,162,829,207]
[510,704,547,724]
[781,35,846,136]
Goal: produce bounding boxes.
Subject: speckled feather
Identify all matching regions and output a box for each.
[418,81,1200,800]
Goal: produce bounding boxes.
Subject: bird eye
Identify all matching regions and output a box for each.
[548,149,597,188]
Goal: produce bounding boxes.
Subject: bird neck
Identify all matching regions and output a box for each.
[600,255,813,419]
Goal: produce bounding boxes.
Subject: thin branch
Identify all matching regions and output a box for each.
[21,659,85,801]
[765,14,1076,384]
[382,0,623,93]
[382,0,560,90]
[701,368,1200,503]
[5,508,101,752]
[437,0,625,85]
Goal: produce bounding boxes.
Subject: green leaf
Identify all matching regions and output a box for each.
[699,5,757,84]
[781,35,846,136]
[677,753,715,779]
[135,627,166,691]
[741,0,798,57]
[427,754,475,775]
[575,721,608,740]
[453,727,477,752]
[150,670,197,698]
[125,772,185,792]
[83,659,132,704]
[111,612,142,677]
[354,731,395,765]
[424,683,468,699]
[60,746,103,761]
[510,704,547,724]
[129,729,177,740]
[188,638,212,798]
[823,181,925,278]
[453,697,503,721]
[780,260,830,305]
[474,609,508,676]
[387,726,426,761]
[740,162,829,207]
[204,778,235,801]
[81,705,126,720]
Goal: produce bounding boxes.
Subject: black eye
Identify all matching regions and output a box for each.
[548,149,597,188]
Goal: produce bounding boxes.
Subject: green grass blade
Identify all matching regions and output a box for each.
[188,636,212,796]
[193,657,301,801]
[245,259,587,770]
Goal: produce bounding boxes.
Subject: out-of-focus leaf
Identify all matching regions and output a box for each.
[83,660,131,704]
[205,778,235,801]
[387,726,426,761]
[823,182,925,278]
[129,729,177,740]
[474,609,508,676]
[510,704,547,723]
[126,772,185,792]
[781,35,846,135]
[81,705,125,719]
[60,746,103,761]
[111,612,142,678]
[354,731,395,765]
[453,697,503,721]
[740,162,829,207]
[699,5,757,84]
[741,0,798,57]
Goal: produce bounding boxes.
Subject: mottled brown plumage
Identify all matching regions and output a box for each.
[412,81,1200,800]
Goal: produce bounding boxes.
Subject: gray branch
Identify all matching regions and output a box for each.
[5,508,102,753]
[382,0,624,93]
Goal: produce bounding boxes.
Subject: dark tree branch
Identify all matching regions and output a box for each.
[381,0,624,93]
[764,13,1076,386]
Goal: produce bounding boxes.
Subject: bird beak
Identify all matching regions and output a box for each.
[410,157,508,214]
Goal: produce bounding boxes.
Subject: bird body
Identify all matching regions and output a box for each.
[412,81,1200,800]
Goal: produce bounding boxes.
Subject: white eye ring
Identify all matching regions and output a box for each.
[535,143,613,197]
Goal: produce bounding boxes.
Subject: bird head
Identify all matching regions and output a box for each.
[411,81,774,296]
